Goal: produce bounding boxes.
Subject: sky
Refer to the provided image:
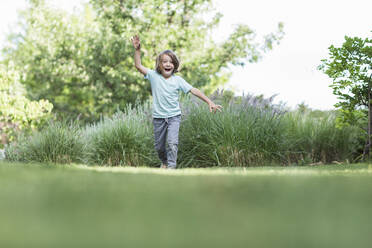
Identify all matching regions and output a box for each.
[1,0,371,110]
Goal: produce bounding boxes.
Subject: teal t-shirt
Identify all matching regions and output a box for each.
[145,69,193,118]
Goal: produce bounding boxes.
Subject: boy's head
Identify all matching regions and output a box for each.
[156,50,179,78]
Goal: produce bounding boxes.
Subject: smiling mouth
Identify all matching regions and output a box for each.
[164,68,173,72]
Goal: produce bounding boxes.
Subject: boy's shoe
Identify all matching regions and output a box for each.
[161,164,167,169]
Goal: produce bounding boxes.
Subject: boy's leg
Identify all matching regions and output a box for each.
[166,115,181,169]
[153,118,167,167]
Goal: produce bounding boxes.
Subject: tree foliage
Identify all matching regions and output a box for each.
[3,0,284,122]
[319,36,371,116]
[319,35,372,158]
[0,64,53,147]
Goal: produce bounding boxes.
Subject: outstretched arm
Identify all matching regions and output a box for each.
[131,35,148,75]
[190,88,222,113]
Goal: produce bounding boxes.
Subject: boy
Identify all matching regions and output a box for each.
[131,35,222,169]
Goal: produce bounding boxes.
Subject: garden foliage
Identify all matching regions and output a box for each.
[0,64,52,148]
[5,91,362,166]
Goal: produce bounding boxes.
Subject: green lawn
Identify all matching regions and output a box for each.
[1,162,372,248]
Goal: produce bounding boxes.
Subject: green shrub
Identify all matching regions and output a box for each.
[0,64,53,147]
[5,121,83,163]
[281,111,362,165]
[178,91,362,167]
[178,92,285,167]
[5,91,363,167]
[81,104,158,166]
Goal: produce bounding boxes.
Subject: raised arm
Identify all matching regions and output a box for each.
[131,35,148,75]
[190,88,222,113]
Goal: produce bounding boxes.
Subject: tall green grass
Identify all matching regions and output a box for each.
[5,120,84,163]
[82,104,158,166]
[5,92,364,166]
[178,98,284,167]
[178,92,362,167]
[281,111,361,164]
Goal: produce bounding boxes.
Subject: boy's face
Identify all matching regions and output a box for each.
[159,54,174,79]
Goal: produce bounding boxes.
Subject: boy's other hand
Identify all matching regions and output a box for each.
[209,102,222,113]
[131,35,141,50]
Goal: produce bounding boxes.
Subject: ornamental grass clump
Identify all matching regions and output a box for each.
[5,120,83,163]
[82,104,157,166]
[178,90,286,167]
[4,90,363,167]
[281,111,362,164]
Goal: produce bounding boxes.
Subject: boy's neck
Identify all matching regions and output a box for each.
[162,74,173,79]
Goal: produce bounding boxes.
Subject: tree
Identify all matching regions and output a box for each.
[3,0,284,122]
[319,36,372,159]
[0,64,53,147]
[2,1,102,122]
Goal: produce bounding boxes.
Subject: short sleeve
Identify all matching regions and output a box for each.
[144,69,156,81]
[178,76,193,94]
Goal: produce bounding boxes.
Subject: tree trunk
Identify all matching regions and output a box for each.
[363,75,371,161]
[368,79,371,159]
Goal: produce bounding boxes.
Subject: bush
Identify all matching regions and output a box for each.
[0,64,53,148]
[5,121,83,163]
[5,91,364,167]
[81,104,158,166]
[280,111,362,165]
[178,91,286,167]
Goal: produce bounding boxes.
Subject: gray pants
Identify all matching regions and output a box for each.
[153,115,181,169]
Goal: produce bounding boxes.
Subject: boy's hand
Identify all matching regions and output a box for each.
[209,102,222,113]
[190,88,223,113]
[131,35,141,50]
